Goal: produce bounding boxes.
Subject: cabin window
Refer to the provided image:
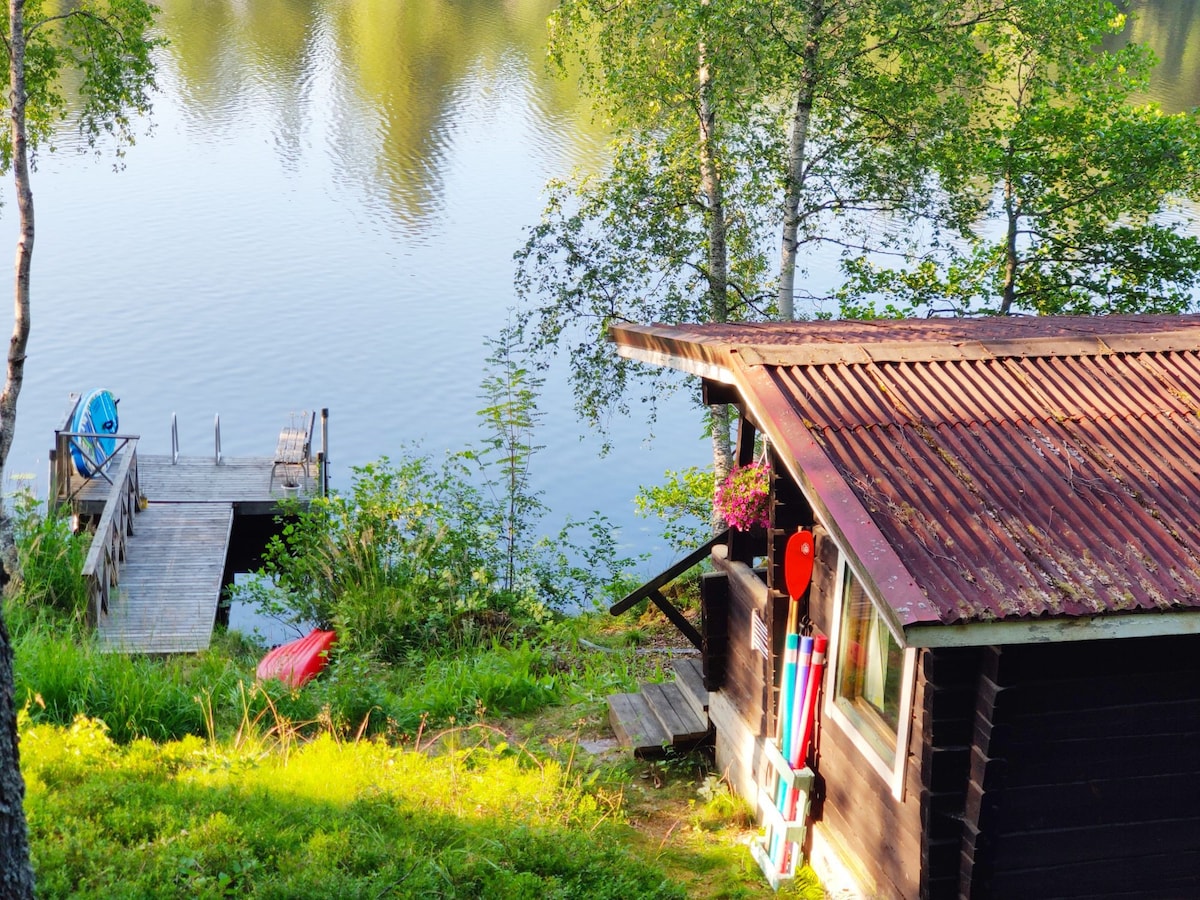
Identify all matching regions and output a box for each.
[829,563,915,796]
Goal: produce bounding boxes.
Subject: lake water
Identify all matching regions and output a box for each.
[3,0,1199,625]
[3,0,705,591]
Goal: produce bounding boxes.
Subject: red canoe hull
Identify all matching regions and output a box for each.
[256,629,337,688]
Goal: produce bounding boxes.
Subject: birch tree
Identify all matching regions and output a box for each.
[516,0,781,497]
[0,1,158,892]
[838,1,1200,316]
[515,0,987,459]
[772,0,1003,318]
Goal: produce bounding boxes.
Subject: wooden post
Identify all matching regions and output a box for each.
[50,392,81,509]
[320,408,329,496]
[47,448,56,514]
[728,414,760,566]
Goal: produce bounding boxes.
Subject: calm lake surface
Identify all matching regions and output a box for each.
[3,0,1199,601]
[3,0,704,586]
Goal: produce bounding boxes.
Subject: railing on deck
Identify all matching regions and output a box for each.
[608,529,730,651]
[49,393,138,506]
[49,393,143,626]
[78,445,140,627]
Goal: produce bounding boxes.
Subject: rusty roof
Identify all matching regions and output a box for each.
[611,315,1200,639]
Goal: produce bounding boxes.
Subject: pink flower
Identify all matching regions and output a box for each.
[714,461,770,531]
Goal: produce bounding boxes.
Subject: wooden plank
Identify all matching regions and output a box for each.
[610,529,729,615]
[138,455,297,499]
[641,681,708,743]
[987,816,1200,873]
[978,771,1200,836]
[987,848,1200,899]
[275,428,308,464]
[647,587,702,650]
[607,693,670,756]
[96,502,232,654]
[673,657,708,720]
[721,565,767,733]
[818,713,925,897]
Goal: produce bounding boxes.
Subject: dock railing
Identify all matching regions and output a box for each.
[49,393,143,626]
[49,393,139,507]
[79,444,141,627]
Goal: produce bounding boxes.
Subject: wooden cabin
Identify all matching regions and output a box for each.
[609,315,1200,899]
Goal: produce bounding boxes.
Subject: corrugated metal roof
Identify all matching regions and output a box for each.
[611,316,1200,630]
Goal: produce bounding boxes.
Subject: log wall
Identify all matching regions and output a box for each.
[919,647,980,899]
[960,635,1200,898]
[702,554,770,735]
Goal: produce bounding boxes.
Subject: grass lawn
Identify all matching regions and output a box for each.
[17,610,825,899]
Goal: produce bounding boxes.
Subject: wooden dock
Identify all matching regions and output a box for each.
[72,454,315,515]
[96,502,233,653]
[54,401,325,655]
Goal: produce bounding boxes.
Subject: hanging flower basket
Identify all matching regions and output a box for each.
[715,461,770,531]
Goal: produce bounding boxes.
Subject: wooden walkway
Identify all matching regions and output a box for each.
[96,502,233,653]
[66,456,317,656]
[53,400,325,655]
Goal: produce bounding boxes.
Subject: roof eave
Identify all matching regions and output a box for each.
[609,323,737,384]
[905,608,1200,648]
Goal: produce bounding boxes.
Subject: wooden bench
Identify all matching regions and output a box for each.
[271,411,314,486]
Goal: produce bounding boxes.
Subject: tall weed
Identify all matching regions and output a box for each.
[8,492,90,627]
[14,627,242,743]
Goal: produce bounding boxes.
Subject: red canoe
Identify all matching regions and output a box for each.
[256,629,337,688]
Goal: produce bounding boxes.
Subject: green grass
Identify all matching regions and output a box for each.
[23,716,687,899]
[11,602,822,899]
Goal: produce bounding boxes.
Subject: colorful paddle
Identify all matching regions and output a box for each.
[767,530,815,868]
[781,634,828,874]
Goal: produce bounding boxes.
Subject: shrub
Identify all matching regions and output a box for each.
[8,492,90,627]
[234,455,530,663]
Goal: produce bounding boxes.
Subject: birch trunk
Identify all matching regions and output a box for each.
[778,0,826,321]
[0,2,37,894]
[999,162,1018,315]
[2,0,31,513]
[698,37,735,530]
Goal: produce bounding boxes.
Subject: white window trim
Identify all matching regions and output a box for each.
[824,557,917,802]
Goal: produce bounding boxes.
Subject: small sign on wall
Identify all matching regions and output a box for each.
[751,609,769,659]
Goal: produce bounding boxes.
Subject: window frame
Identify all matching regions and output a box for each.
[824,557,917,801]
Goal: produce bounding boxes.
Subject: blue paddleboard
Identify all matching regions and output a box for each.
[70,389,119,478]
